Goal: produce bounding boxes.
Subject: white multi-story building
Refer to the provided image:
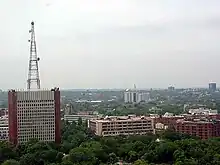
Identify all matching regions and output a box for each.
[124,89,150,103]
[188,108,218,115]
[124,89,138,103]
[137,92,150,103]
[8,88,61,144]
[0,115,8,140]
[89,115,154,136]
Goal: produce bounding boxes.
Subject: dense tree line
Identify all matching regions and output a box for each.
[1,120,220,165]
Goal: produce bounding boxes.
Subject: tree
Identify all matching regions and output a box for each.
[56,152,64,163]
[68,147,96,164]
[19,153,36,165]
[78,117,83,126]
[1,159,19,165]
[0,142,18,163]
[155,142,178,163]
[39,149,58,163]
[80,141,108,162]
[133,159,148,165]
[61,160,74,165]
[173,149,185,162]
[175,158,198,165]
[128,151,138,162]
[108,153,118,164]
[26,141,48,154]
[212,154,220,165]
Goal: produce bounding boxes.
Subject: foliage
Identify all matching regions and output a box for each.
[1,159,19,165]
[1,121,220,165]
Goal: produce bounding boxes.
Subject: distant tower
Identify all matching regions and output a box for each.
[27,21,40,90]
[209,82,216,92]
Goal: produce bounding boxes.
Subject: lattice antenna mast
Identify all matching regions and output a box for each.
[27,21,40,90]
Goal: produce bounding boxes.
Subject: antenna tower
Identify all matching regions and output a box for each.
[27,21,40,90]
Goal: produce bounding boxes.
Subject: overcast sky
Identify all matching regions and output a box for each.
[0,0,220,89]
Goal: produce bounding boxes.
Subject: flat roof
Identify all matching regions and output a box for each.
[90,116,153,123]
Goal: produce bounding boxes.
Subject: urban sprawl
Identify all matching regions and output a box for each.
[0,21,220,165]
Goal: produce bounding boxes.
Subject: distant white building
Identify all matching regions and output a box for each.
[164,112,174,117]
[137,92,150,103]
[188,108,218,115]
[124,89,150,103]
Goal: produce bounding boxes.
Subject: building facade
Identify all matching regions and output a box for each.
[64,114,99,123]
[8,88,61,144]
[209,82,217,91]
[124,90,137,103]
[168,86,175,91]
[137,92,150,103]
[0,108,7,117]
[124,90,150,103]
[188,108,218,115]
[175,118,220,139]
[89,115,154,136]
[153,115,184,130]
[0,115,8,140]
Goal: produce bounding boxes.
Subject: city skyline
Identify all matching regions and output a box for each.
[0,0,220,89]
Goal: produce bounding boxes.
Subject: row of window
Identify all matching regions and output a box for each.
[18,111,55,114]
[102,121,152,125]
[19,132,55,136]
[17,103,54,107]
[0,128,8,130]
[19,136,55,143]
[18,121,55,125]
[18,115,55,120]
[18,100,54,103]
[18,124,55,128]
[18,112,55,118]
[19,133,55,136]
[103,126,152,131]
[18,109,54,112]
[18,125,55,128]
[0,132,8,134]
[18,132,55,136]
[102,130,153,135]
[18,107,55,110]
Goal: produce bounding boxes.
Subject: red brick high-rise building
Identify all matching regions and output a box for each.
[8,88,61,145]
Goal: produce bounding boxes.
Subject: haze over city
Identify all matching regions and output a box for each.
[0,0,220,89]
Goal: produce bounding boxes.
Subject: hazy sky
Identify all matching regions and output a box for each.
[0,0,220,89]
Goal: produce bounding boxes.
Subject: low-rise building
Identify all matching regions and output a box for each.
[153,115,184,130]
[155,123,168,130]
[64,114,99,123]
[89,115,154,136]
[188,108,218,115]
[175,117,220,139]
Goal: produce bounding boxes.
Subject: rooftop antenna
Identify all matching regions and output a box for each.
[27,21,40,90]
[134,84,136,90]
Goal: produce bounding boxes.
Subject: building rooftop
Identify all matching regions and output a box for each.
[176,117,219,124]
[9,87,60,92]
[91,115,152,123]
